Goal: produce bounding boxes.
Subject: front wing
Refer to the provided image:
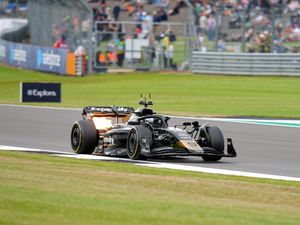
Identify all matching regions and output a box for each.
[141,138,237,158]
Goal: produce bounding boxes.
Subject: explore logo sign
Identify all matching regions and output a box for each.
[20,82,61,103]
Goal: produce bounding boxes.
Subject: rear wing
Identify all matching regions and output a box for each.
[82,106,135,116]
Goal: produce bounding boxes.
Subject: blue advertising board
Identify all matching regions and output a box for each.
[20,82,61,103]
[0,40,8,64]
[1,40,68,74]
[9,42,35,69]
[35,46,67,74]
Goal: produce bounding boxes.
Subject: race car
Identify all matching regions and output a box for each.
[71,98,236,161]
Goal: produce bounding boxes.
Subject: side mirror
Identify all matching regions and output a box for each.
[192,121,199,127]
[128,121,140,126]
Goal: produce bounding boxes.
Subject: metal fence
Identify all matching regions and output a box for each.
[93,21,190,71]
[3,1,196,74]
[192,51,300,76]
[28,0,92,52]
[27,0,93,72]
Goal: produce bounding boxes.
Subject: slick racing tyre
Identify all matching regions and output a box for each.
[71,120,98,154]
[202,126,224,162]
[127,128,143,160]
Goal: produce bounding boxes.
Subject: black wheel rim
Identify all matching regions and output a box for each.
[128,132,137,155]
[71,126,80,149]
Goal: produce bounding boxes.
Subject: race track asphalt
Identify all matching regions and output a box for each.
[0,104,299,178]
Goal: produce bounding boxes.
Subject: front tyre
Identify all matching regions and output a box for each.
[71,120,98,154]
[127,128,142,160]
[202,126,224,162]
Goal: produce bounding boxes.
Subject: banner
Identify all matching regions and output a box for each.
[35,46,67,74]
[9,42,35,69]
[1,40,71,75]
[20,82,61,103]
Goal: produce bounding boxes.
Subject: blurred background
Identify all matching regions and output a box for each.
[1,0,300,73]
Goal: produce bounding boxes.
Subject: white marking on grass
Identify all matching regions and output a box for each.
[1,145,299,182]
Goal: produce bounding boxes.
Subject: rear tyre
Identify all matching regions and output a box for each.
[127,128,142,160]
[202,126,224,162]
[71,120,98,154]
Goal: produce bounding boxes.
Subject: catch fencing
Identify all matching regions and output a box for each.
[2,0,197,73]
[28,0,93,73]
[192,51,300,76]
[28,0,92,51]
[93,21,190,71]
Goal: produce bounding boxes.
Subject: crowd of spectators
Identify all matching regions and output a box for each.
[47,0,300,70]
[190,0,300,53]
[87,0,300,54]
[89,0,187,39]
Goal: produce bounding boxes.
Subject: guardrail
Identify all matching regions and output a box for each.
[192,51,300,76]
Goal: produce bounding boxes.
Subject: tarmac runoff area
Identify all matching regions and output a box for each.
[0,104,300,182]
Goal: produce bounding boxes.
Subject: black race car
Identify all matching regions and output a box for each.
[71,99,236,161]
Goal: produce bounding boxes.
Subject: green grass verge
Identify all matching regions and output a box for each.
[0,151,299,225]
[0,64,300,118]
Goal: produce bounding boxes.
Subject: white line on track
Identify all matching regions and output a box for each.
[135,163,300,182]
[0,104,81,111]
[1,145,299,182]
[0,145,73,154]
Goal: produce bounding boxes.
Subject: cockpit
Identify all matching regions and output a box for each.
[138,116,168,129]
[128,105,170,129]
